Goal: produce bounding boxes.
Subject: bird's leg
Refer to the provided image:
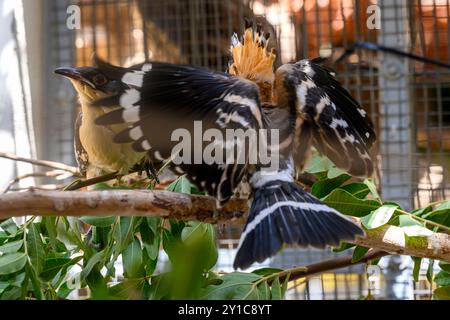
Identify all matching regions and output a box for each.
[131,155,160,184]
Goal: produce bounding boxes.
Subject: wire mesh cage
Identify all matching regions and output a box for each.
[42,0,450,299]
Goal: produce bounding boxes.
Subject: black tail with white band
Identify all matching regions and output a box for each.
[233,178,365,270]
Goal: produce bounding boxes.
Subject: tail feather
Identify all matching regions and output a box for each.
[233,180,364,270]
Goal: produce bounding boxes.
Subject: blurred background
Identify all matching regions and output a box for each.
[0,0,449,299]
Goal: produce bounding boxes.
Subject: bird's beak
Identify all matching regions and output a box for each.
[54,67,96,89]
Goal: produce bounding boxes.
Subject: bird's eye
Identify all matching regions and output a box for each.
[93,74,107,86]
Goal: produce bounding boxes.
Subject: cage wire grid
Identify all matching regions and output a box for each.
[43,0,449,299]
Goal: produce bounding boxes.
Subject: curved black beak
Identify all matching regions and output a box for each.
[54,67,96,88]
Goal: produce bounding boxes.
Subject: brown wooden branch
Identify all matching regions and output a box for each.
[280,249,390,284]
[0,152,79,176]
[0,189,449,262]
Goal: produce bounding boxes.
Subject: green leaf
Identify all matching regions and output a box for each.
[39,256,82,282]
[0,282,8,296]
[306,155,334,174]
[80,216,116,227]
[422,201,450,227]
[26,263,43,300]
[0,253,27,275]
[439,261,450,273]
[140,223,160,261]
[0,240,23,255]
[167,175,193,194]
[26,223,46,274]
[114,217,141,259]
[364,179,381,201]
[42,217,58,249]
[122,238,144,279]
[352,246,369,263]
[435,271,450,287]
[0,286,21,300]
[327,167,348,179]
[361,204,398,229]
[271,277,282,300]
[311,174,351,199]
[412,257,422,282]
[201,272,261,300]
[146,217,161,235]
[434,286,450,300]
[399,216,433,237]
[80,251,104,281]
[427,259,435,284]
[252,268,284,276]
[258,282,270,300]
[0,220,18,235]
[281,274,290,296]
[322,189,381,217]
[340,183,371,199]
[332,242,355,253]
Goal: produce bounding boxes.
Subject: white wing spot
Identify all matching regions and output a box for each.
[330,118,348,129]
[129,126,144,140]
[120,89,141,108]
[154,151,164,161]
[358,108,367,117]
[141,140,151,151]
[122,107,140,123]
[122,72,145,88]
[141,63,152,72]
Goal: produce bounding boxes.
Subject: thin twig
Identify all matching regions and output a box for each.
[0,152,79,176]
[280,249,389,283]
[3,170,68,194]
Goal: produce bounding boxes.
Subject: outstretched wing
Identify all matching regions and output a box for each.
[275,58,376,177]
[92,60,265,205]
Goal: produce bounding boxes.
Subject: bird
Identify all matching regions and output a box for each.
[83,20,376,270]
[54,62,150,181]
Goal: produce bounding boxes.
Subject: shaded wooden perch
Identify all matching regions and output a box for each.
[0,189,449,263]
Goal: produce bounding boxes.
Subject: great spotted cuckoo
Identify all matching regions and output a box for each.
[54,65,148,180]
[58,21,376,269]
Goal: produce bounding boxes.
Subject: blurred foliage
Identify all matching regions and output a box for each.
[0,154,449,300]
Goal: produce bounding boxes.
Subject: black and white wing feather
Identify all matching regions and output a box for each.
[275,58,376,177]
[92,60,265,205]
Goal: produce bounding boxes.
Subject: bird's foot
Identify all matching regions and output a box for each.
[132,156,160,184]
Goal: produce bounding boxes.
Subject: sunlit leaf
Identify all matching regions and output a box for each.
[323,189,381,217]
[361,204,398,229]
[363,179,381,201]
